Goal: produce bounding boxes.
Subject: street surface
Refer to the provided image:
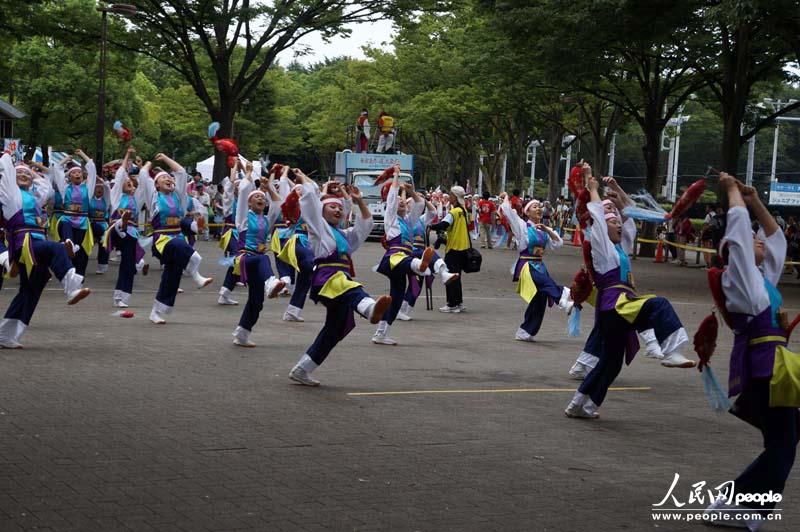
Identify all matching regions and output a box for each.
[0,240,798,531]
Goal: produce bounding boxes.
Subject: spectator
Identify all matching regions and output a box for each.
[700,205,716,267]
[477,190,496,249]
[186,171,204,194]
[194,184,212,241]
[775,211,787,231]
[674,215,694,267]
[355,109,370,153]
[376,111,395,154]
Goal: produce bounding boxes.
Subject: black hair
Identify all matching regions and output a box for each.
[482,190,490,200]
[512,189,520,196]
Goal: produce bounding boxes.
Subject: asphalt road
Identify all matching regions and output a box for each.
[0,238,798,532]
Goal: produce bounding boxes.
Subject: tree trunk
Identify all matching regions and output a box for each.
[547,138,561,203]
[720,111,742,175]
[639,119,664,256]
[212,106,236,184]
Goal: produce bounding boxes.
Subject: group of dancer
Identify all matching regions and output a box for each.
[0,146,796,526]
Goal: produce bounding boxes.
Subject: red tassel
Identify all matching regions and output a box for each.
[373,166,395,186]
[281,189,301,224]
[694,311,718,372]
[668,179,706,220]
[569,268,593,307]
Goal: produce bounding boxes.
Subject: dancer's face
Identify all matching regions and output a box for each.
[94,182,105,198]
[323,202,343,225]
[157,176,175,194]
[606,216,623,244]
[16,169,32,189]
[526,201,542,222]
[397,195,408,216]
[249,192,266,214]
[68,168,84,185]
[754,236,765,266]
[122,178,135,195]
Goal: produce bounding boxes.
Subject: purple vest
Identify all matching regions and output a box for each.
[5,209,44,257]
[727,307,786,397]
[312,249,354,290]
[593,266,635,312]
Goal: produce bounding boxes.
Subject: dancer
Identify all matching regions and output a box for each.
[373,166,436,344]
[139,153,213,324]
[397,193,459,321]
[564,176,692,419]
[105,147,148,308]
[0,150,91,348]
[89,176,111,274]
[702,173,797,528]
[275,186,316,322]
[269,165,295,296]
[231,163,286,347]
[52,148,96,275]
[288,169,392,386]
[567,180,696,377]
[498,192,573,342]
[218,165,241,305]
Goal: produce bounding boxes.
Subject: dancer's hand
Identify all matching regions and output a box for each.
[718,172,738,191]
[349,186,362,200]
[587,176,599,191]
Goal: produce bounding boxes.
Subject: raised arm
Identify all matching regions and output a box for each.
[719,173,769,315]
[0,151,22,218]
[343,185,373,252]
[740,180,785,287]
[236,175,253,231]
[586,177,620,274]
[499,192,528,249]
[51,156,68,196]
[75,149,96,192]
[135,161,155,212]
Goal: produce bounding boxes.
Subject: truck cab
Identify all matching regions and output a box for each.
[335,151,415,239]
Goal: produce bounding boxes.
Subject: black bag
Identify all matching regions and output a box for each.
[460,207,482,273]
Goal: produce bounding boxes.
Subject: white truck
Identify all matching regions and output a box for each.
[334,151,415,239]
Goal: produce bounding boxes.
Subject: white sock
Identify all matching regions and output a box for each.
[356,297,376,319]
[186,252,202,275]
[297,354,318,373]
[433,258,446,274]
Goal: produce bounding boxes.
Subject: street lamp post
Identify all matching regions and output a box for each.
[96,4,137,166]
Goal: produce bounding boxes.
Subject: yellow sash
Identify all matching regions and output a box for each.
[516,262,538,304]
[614,293,656,324]
[769,344,800,408]
[219,228,234,252]
[319,271,362,299]
[389,251,408,270]
[80,223,95,256]
[276,235,300,272]
[154,234,172,255]
[270,230,283,253]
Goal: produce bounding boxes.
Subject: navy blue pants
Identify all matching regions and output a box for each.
[91,222,109,266]
[519,267,562,337]
[275,250,295,281]
[4,240,72,325]
[59,221,89,276]
[733,379,799,514]
[111,231,137,295]
[578,310,630,406]
[632,296,682,343]
[154,237,194,308]
[379,256,414,325]
[307,287,369,366]
[238,254,275,331]
[289,243,314,310]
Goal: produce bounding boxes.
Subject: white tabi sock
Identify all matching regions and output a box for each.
[297,354,318,373]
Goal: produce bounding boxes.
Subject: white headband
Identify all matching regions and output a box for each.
[154,171,171,184]
[322,197,343,208]
[248,189,266,202]
[524,200,539,213]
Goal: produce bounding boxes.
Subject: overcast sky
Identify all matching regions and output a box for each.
[284,18,395,65]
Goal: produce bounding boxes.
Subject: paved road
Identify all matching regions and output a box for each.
[0,239,798,531]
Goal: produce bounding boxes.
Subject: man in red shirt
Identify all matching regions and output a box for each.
[478,190,497,249]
